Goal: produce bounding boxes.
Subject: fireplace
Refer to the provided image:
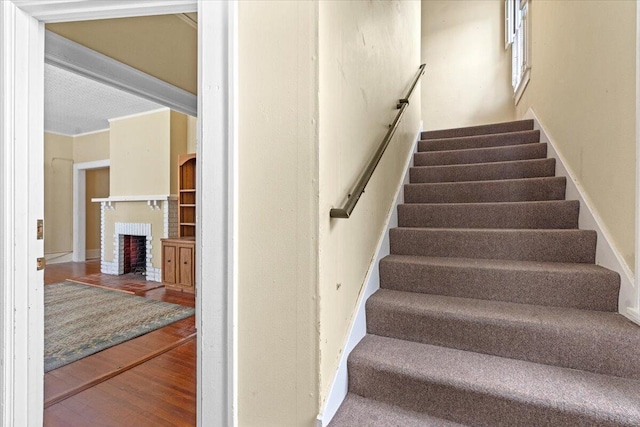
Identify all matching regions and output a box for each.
[122,235,146,274]
[100,222,162,282]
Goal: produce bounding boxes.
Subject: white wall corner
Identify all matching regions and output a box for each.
[523,108,638,325]
[316,121,423,426]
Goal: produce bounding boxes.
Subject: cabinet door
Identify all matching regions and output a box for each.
[163,244,177,284]
[177,245,194,288]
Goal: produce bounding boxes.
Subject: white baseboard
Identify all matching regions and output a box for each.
[86,248,100,260]
[45,251,73,264]
[316,122,423,427]
[524,109,638,324]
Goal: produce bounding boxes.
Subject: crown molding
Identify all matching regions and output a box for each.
[13,1,196,23]
[45,30,197,117]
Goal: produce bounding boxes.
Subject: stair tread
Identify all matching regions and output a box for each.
[414,143,548,166]
[410,158,555,183]
[330,393,466,427]
[411,157,553,170]
[419,130,540,152]
[368,290,640,379]
[350,335,640,423]
[404,176,567,204]
[421,119,534,140]
[382,253,615,275]
[406,175,562,188]
[398,200,579,229]
[370,289,638,339]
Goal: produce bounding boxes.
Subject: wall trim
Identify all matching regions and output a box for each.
[316,122,423,427]
[524,108,637,324]
[71,128,109,138]
[73,159,110,262]
[46,30,196,116]
[107,107,169,123]
[44,251,73,264]
[14,1,197,24]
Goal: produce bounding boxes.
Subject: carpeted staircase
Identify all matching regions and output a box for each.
[329,120,640,426]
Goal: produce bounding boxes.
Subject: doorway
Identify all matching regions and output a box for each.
[0,1,236,426]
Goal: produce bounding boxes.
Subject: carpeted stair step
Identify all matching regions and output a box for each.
[367,289,640,379]
[421,119,534,140]
[398,200,579,229]
[419,130,540,152]
[410,158,555,183]
[379,255,619,311]
[329,393,466,427]
[348,334,640,426]
[389,227,596,263]
[404,176,566,204]
[414,143,547,167]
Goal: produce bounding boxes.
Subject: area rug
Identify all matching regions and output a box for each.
[45,281,194,372]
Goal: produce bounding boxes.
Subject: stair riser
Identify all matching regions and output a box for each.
[398,201,579,229]
[348,363,629,427]
[379,259,619,311]
[410,159,555,183]
[421,119,534,140]
[404,177,566,204]
[366,300,640,380]
[389,228,596,263]
[413,143,547,166]
[419,130,540,152]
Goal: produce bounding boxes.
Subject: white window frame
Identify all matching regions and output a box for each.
[0,1,238,426]
[505,0,531,104]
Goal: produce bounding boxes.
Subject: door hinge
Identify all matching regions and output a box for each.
[37,257,46,271]
[37,219,44,240]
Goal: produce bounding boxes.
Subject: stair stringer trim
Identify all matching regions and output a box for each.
[316,122,423,427]
[523,108,638,325]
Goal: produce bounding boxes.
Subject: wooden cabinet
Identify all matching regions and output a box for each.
[162,237,195,293]
[179,154,196,237]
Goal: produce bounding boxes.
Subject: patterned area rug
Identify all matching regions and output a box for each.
[45,281,194,372]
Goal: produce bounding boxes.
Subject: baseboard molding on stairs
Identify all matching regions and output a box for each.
[524,108,638,324]
[316,122,423,427]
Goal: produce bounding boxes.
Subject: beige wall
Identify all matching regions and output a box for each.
[73,130,109,163]
[86,168,109,253]
[47,14,197,94]
[186,115,197,154]
[102,202,165,269]
[318,0,422,405]
[515,0,636,271]
[44,132,74,255]
[170,111,188,195]
[238,1,319,426]
[421,0,515,130]
[109,109,171,197]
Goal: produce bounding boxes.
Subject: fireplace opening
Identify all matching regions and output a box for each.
[123,235,146,275]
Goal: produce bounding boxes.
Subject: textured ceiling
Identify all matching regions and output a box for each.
[44,63,163,136]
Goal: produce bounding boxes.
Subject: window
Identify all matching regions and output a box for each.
[505,0,531,103]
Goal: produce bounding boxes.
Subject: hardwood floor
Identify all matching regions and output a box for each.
[44,260,196,426]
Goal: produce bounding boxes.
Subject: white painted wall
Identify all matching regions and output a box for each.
[318,0,422,408]
[421,0,515,130]
[515,1,637,275]
[237,2,319,426]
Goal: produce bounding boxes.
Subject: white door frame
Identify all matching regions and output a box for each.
[72,159,109,262]
[0,1,237,426]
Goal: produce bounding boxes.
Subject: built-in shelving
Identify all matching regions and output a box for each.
[178,154,196,237]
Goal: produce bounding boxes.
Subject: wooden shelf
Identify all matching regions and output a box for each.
[178,154,196,238]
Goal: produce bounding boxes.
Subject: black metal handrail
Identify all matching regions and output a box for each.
[330,64,426,219]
